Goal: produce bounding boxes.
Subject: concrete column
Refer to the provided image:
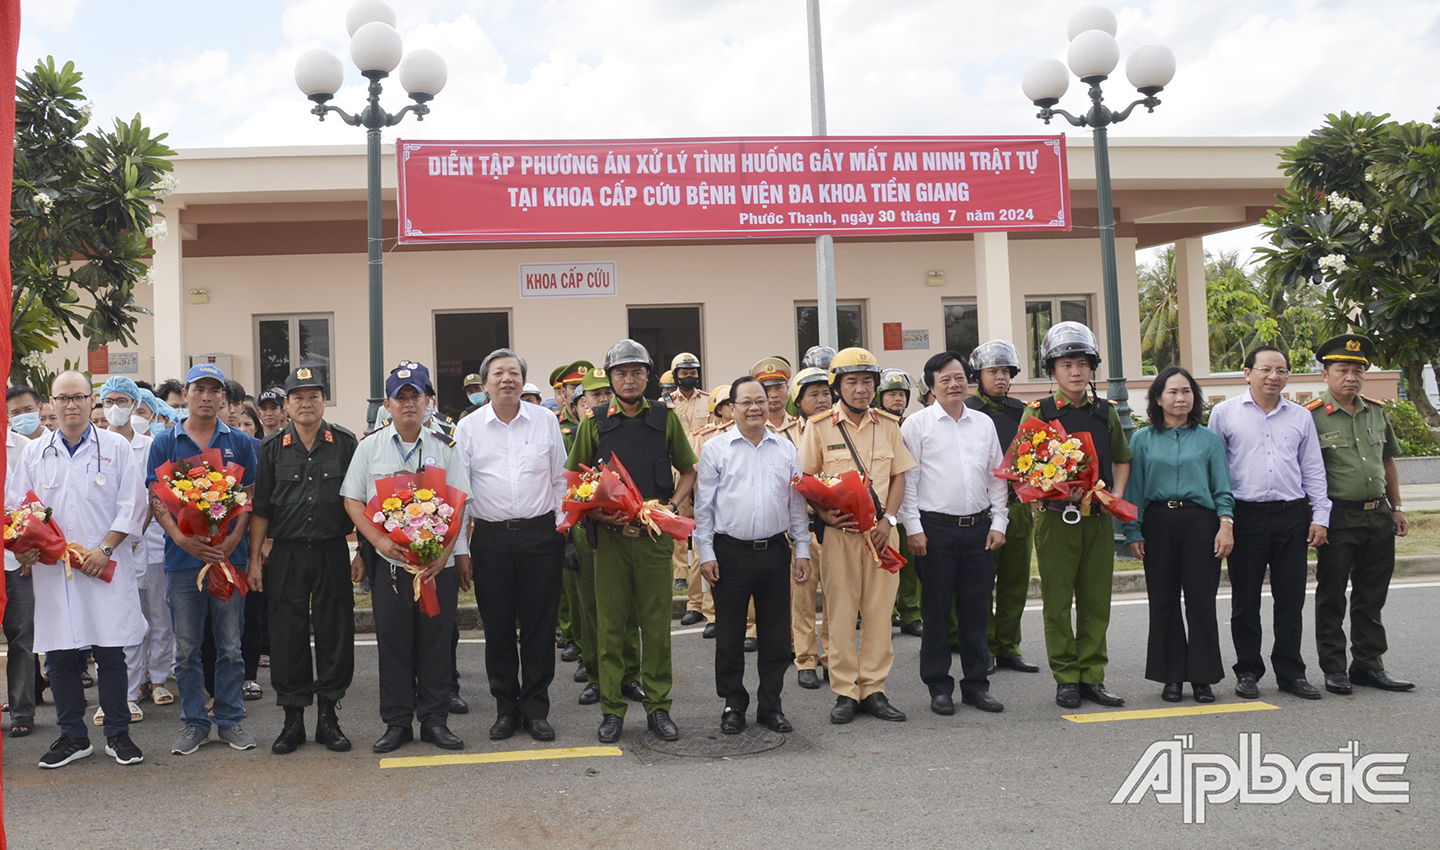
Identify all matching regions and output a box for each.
[1174,237,1210,376]
[974,231,1014,343]
[151,202,186,382]
[1116,237,1144,383]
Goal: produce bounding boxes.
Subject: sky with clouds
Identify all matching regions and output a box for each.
[18,0,1440,261]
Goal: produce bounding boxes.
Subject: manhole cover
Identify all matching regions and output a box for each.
[639,725,787,757]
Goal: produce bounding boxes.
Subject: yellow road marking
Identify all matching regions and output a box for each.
[380,745,623,769]
[1063,701,1280,723]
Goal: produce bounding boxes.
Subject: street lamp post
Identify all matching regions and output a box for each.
[1022,5,1175,435]
[294,0,448,430]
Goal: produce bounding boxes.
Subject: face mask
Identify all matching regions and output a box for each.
[10,411,40,434]
[104,403,133,427]
[468,392,486,406]
[131,414,152,433]
[677,376,700,390]
[150,419,168,436]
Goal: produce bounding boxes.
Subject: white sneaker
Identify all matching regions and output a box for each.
[216,723,256,751]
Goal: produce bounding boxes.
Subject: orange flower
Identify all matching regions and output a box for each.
[405,503,425,517]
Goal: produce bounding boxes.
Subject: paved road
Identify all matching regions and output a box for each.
[4,579,1437,849]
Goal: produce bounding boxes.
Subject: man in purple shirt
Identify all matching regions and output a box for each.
[1208,345,1331,701]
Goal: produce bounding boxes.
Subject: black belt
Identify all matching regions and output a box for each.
[715,532,788,551]
[920,509,992,528]
[1234,498,1307,513]
[1331,497,1390,512]
[1040,501,1103,516]
[1149,500,1201,510]
[474,514,554,531]
[595,521,651,538]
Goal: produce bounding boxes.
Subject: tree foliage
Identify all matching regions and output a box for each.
[10,57,175,390]
[1256,111,1440,425]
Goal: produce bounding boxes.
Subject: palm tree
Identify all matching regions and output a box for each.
[1136,247,1179,374]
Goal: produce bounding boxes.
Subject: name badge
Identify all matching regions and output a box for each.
[827,444,846,451]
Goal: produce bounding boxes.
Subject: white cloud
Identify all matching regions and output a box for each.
[21,0,83,30]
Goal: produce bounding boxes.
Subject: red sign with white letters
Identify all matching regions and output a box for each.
[395,135,1069,243]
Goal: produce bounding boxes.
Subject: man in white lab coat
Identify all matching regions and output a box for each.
[10,370,148,768]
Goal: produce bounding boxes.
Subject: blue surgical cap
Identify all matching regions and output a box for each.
[99,376,140,403]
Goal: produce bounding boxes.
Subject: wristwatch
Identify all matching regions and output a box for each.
[1393,505,1406,513]
[882,513,898,526]
[98,544,113,557]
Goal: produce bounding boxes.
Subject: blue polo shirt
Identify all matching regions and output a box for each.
[146,418,258,572]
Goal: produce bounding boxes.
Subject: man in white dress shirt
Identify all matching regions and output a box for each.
[900,352,1009,715]
[10,370,148,767]
[454,349,568,743]
[695,377,812,735]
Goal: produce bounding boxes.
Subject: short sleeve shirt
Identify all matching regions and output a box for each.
[798,405,916,496]
[1310,391,1399,502]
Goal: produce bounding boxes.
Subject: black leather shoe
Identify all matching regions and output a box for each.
[702,623,716,639]
[1161,683,1184,703]
[372,724,413,753]
[743,638,759,653]
[272,707,306,754]
[523,718,556,741]
[899,621,924,638]
[647,709,680,741]
[961,690,1004,713]
[560,642,581,663]
[1055,684,1081,708]
[996,655,1040,673]
[758,711,792,733]
[1192,683,1215,703]
[1277,677,1322,700]
[720,709,746,735]
[1324,672,1353,695]
[315,697,351,752]
[621,681,647,703]
[1235,672,1260,699]
[1079,683,1125,707]
[680,611,704,626]
[930,694,955,716]
[859,693,906,722]
[597,714,623,743]
[420,724,464,750]
[986,656,997,675]
[830,696,858,724]
[578,683,600,705]
[1350,667,1414,691]
[573,665,588,683]
[796,669,821,690]
[489,714,520,740]
[673,578,687,593]
[448,693,469,715]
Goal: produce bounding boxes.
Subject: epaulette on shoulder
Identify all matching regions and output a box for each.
[330,423,357,440]
[584,408,595,419]
[1106,398,1118,405]
[1027,400,1042,409]
[666,401,675,409]
[561,426,573,436]
[1362,395,1387,407]
[874,408,901,423]
[435,432,456,448]
[1302,397,1325,411]
[808,409,830,423]
[697,389,709,396]
[690,424,714,437]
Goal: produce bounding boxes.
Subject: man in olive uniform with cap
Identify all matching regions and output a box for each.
[1020,322,1131,709]
[798,347,916,724]
[876,368,924,639]
[567,343,697,743]
[248,366,359,754]
[967,341,1040,673]
[1305,334,1415,694]
[667,353,708,596]
[458,373,487,420]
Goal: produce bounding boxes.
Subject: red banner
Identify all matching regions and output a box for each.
[396,135,1069,244]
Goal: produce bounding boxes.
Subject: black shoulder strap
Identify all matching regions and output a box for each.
[835,417,885,515]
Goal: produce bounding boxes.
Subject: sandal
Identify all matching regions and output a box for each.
[258,655,270,668]
[8,720,32,737]
[150,685,175,706]
[93,705,106,726]
[81,673,94,688]
[128,701,144,722]
[242,681,263,701]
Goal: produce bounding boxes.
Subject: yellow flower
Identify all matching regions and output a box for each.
[1043,463,1058,479]
[207,471,224,482]
[382,497,403,511]
[1016,455,1034,472]
[174,479,194,492]
[197,500,210,512]
[1031,432,1046,446]
[415,489,435,501]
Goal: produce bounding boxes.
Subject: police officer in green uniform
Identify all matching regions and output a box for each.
[553,360,593,659]
[1020,322,1131,709]
[248,366,360,755]
[566,342,697,743]
[876,369,924,638]
[966,340,1041,674]
[1306,334,1415,694]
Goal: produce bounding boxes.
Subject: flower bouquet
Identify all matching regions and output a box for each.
[364,467,467,617]
[556,456,693,541]
[791,471,905,573]
[151,448,252,599]
[995,418,1137,523]
[3,491,112,581]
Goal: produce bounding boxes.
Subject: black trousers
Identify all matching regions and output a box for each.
[51,646,127,740]
[471,520,565,721]
[914,516,994,697]
[267,538,355,706]
[1141,505,1223,684]
[364,541,459,727]
[242,587,269,681]
[712,534,792,717]
[1228,501,1310,681]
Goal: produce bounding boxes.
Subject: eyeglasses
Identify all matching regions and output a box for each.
[53,393,93,407]
[100,398,134,408]
[1250,367,1290,378]
[734,399,768,408]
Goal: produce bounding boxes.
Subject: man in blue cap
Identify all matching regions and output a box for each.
[146,362,259,756]
[342,360,472,753]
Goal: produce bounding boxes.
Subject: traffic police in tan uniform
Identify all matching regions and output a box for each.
[787,367,833,689]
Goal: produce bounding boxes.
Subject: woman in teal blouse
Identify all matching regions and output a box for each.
[1124,367,1235,703]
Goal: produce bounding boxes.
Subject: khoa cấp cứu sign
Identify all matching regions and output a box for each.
[395,136,1070,243]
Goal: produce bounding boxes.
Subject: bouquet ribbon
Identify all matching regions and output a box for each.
[401,565,442,617]
[636,500,696,542]
[791,473,904,572]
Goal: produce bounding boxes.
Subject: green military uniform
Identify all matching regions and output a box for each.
[1306,334,1403,677]
[1020,390,1132,685]
[557,412,581,650]
[966,392,1034,660]
[566,394,696,719]
[251,414,359,709]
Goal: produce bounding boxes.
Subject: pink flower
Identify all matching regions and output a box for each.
[372,511,385,524]
[383,519,401,532]
[434,524,449,536]
[208,503,227,518]
[437,504,454,518]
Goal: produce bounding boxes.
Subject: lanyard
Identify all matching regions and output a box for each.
[392,433,424,471]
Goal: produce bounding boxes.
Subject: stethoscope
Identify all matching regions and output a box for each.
[40,429,106,490]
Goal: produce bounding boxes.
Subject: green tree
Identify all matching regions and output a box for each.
[1136,246,1178,374]
[10,57,175,390]
[1257,111,1440,425]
